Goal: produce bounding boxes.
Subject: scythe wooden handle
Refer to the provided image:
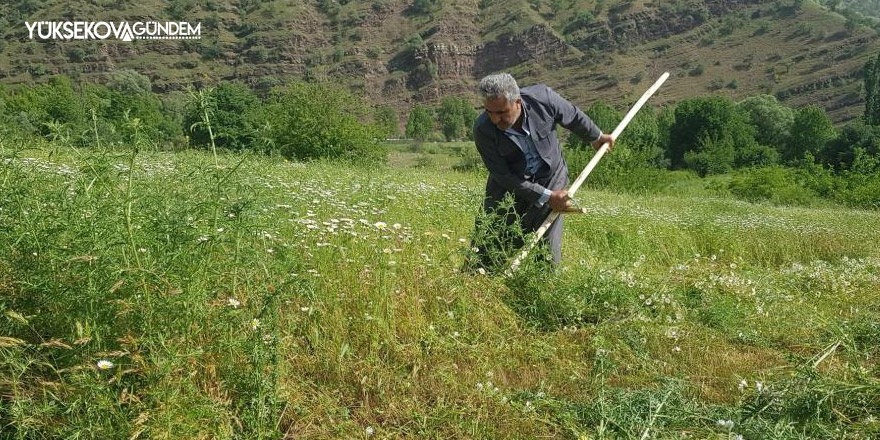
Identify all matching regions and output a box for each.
[507,72,670,274]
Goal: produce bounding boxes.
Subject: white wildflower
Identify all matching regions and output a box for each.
[227,297,241,308]
[716,419,734,430]
[96,359,114,370]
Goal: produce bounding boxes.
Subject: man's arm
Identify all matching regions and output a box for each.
[545,86,603,143]
[474,124,549,206]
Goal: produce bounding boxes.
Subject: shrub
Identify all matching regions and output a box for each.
[259,81,385,163]
[184,82,260,152]
[67,47,86,62]
[453,144,484,172]
[411,0,441,15]
[727,166,818,205]
[563,11,596,35]
[2,75,88,138]
[106,69,152,95]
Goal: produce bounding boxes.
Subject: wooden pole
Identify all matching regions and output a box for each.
[507,72,670,274]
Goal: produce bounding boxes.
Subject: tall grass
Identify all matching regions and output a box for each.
[1,140,879,438]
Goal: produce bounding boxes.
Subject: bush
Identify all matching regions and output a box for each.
[453,144,484,172]
[669,96,757,174]
[727,166,818,206]
[106,69,152,95]
[563,11,596,35]
[184,82,260,152]
[259,82,385,163]
[2,75,88,139]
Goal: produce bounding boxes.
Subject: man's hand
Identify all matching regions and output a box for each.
[548,190,572,212]
[590,133,615,151]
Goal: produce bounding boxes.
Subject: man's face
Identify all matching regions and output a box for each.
[484,96,521,131]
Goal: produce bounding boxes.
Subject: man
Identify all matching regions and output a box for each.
[469,73,613,270]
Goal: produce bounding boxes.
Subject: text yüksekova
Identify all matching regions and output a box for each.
[25,21,201,41]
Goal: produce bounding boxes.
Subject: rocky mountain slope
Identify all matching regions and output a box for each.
[0,0,877,123]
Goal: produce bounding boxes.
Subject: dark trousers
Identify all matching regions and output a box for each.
[469,166,567,271]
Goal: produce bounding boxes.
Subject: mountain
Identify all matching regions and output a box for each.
[1,0,878,123]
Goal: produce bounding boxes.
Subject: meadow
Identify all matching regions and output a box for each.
[1,140,879,439]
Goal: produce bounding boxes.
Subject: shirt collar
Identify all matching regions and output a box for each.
[504,100,530,136]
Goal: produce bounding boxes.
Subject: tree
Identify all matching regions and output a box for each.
[737,94,795,152]
[259,81,384,162]
[438,96,477,141]
[406,105,434,141]
[374,105,399,139]
[668,96,757,174]
[822,120,880,170]
[786,105,835,163]
[865,52,880,125]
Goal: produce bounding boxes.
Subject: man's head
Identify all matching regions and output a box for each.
[479,73,522,131]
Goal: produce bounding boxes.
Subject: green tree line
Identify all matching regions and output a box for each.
[3,66,880,207]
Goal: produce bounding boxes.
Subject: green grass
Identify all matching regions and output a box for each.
[1,139,880,438]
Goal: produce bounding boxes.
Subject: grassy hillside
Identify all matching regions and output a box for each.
[0,0,878,124]
[2,140,879,438]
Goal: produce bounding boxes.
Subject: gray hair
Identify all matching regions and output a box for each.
[478,73,520,102]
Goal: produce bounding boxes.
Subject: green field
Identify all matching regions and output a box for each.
[1,142,879,439]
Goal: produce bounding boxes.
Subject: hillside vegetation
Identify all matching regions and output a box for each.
[1,0,879,123]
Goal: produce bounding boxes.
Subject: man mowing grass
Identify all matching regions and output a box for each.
[467,73,614,272]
